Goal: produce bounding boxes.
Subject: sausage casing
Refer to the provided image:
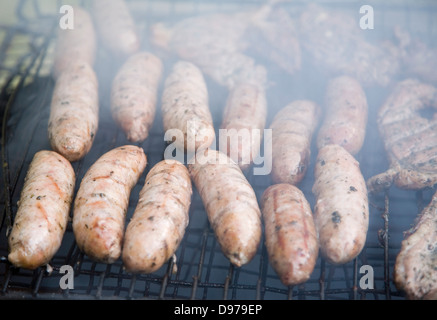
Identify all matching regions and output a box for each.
[8,151,75,269]
[261,184,319,286]
[220,83,267,171]
[92,0,140,58]
[268,100,320,185]
[188,150,262,267]
[312,144,369,265]
[111,52,163,142]
[162,61,215,153]
[52,6,96,79]
[317,76,368,155]
[48,62,99,162]
[122,160,192,273]
[73,145,147,263]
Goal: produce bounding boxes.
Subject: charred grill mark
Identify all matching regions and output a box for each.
[331,211,341,225]
[91,175,127,187]
[36,202,50,229]
[299,202,310,252]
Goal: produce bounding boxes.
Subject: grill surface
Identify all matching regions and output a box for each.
[0,0,436,300]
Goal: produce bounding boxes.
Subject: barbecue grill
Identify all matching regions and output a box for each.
[0,0,436,300]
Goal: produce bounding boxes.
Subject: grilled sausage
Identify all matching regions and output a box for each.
[261,184,319,286]
[268,100,320,185]
[111,52,163,142]
[92,0,140,58]
[317,76,368,155]
[53,6,96,79]
[188,150,262,267]
[161,61,215,153]
[122,160,192,273]
[73,145,147,263]
[312,144,369,265]
[220,82,267,171]
[8,151,75,269]
[48,62,99,162]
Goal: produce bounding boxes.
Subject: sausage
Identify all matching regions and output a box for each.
[312,144,369,265]
[52,6,96,79]
[111,52,163,142]
[161,61,215,153]
[220,82,267,171]
[122,160,192,273]
[92,0,140,58]
[268,100,320,185]
[261,184,319,286]
[8,151,75,269]
[72,145,147,263]
[188,150,261,267]
[317,76,368,155]
[48,62,99,162]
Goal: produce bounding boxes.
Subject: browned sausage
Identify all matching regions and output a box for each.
[48,62,99,162]
[52,6,96,79]
[220,82,267,171]
[161,61,215,153]
[122,160,192,273]
[111,52,163,142]
[8,151,75,269]
[91,0,140,58]
[268,100,320,185]
[312,144,369,265]
[261,183,319,286]
[317,76,368,155]
[73,145,147,263]
[188,150,261,267]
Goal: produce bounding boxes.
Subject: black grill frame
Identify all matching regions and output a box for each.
[0,0,436,300]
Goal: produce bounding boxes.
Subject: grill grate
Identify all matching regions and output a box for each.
[0,0,436,300]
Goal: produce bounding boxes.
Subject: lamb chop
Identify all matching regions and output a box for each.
[367,79,437,193]
[394,190,437,300]
[150,2,301,89]
[298,3,400,87]
[395,26,437,85]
